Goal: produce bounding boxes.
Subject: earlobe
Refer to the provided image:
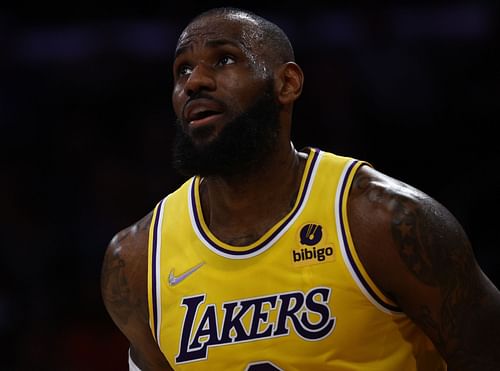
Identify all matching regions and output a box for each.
[276,62,304,105]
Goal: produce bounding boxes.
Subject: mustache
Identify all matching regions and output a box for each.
[184,91,225,108]
[186,91,214,102]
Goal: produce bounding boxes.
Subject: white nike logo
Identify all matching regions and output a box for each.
[168,262,205,286]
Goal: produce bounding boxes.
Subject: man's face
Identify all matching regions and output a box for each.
[171,15,281,177]
[172,79,280,177]
[172,14,271,145]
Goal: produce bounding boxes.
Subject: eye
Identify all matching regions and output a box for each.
[178,64,193,77]
[217,55,236,66]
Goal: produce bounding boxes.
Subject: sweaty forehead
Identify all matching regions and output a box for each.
[176,13,264,53]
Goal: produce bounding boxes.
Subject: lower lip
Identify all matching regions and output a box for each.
[189,113,223,129]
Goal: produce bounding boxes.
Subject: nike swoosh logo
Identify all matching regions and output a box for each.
[168,262,205,287]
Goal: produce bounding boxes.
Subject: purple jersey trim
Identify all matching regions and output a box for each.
[338,161,402,313]
[191,149,321,257]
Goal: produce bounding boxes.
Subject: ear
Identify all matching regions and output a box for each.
[275,62,304,105]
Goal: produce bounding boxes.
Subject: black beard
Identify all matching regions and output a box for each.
[172,82,281,178]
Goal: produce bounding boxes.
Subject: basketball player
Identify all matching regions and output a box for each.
[100,7,500,370]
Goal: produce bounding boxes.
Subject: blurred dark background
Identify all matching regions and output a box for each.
[1,1,499,370]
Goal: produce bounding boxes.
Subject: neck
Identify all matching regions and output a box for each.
[200,142,306,246]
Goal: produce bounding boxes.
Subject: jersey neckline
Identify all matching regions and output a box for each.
[188,148,322,259]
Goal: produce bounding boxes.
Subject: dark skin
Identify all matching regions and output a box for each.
[101,12,500,371]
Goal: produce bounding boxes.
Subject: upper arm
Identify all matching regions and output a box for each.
[348,165,500,370]
[100,212,172,371]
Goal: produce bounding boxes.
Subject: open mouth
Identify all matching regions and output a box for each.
[189,110,220,122]
[186,108,223,128]
[183,98,225,129]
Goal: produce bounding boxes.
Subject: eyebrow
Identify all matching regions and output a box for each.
[174,38,247,59]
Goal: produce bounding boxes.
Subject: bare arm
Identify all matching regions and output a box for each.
[101,212,173,371]
[348,165,500,370]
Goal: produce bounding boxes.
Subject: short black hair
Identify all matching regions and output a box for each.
[189,7,295,64]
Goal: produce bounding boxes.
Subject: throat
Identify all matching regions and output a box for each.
[203,196,295,247]
[198,151,306,247]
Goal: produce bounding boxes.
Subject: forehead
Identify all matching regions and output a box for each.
[176,13,263,53]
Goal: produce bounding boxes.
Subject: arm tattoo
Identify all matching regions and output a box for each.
[389,196,474,286]
[390,195,497,369]
[101,245,134,326]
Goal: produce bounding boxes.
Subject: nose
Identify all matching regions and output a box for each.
[184,63,216,97]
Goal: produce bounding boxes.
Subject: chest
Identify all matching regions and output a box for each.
[157,221,398,369]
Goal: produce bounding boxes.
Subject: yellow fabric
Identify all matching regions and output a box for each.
[147,148,446,370]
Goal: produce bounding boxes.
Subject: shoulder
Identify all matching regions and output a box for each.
[106,211,152,266]
[348,164,433,219]
[348,164,454,237]
[101,211,153,329]
[346,164,472,296]
[347,165,500,368]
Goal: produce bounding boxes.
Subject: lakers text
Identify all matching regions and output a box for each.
[175,287,336,363]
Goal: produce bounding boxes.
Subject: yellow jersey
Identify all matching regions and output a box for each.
[147,148,446,370]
